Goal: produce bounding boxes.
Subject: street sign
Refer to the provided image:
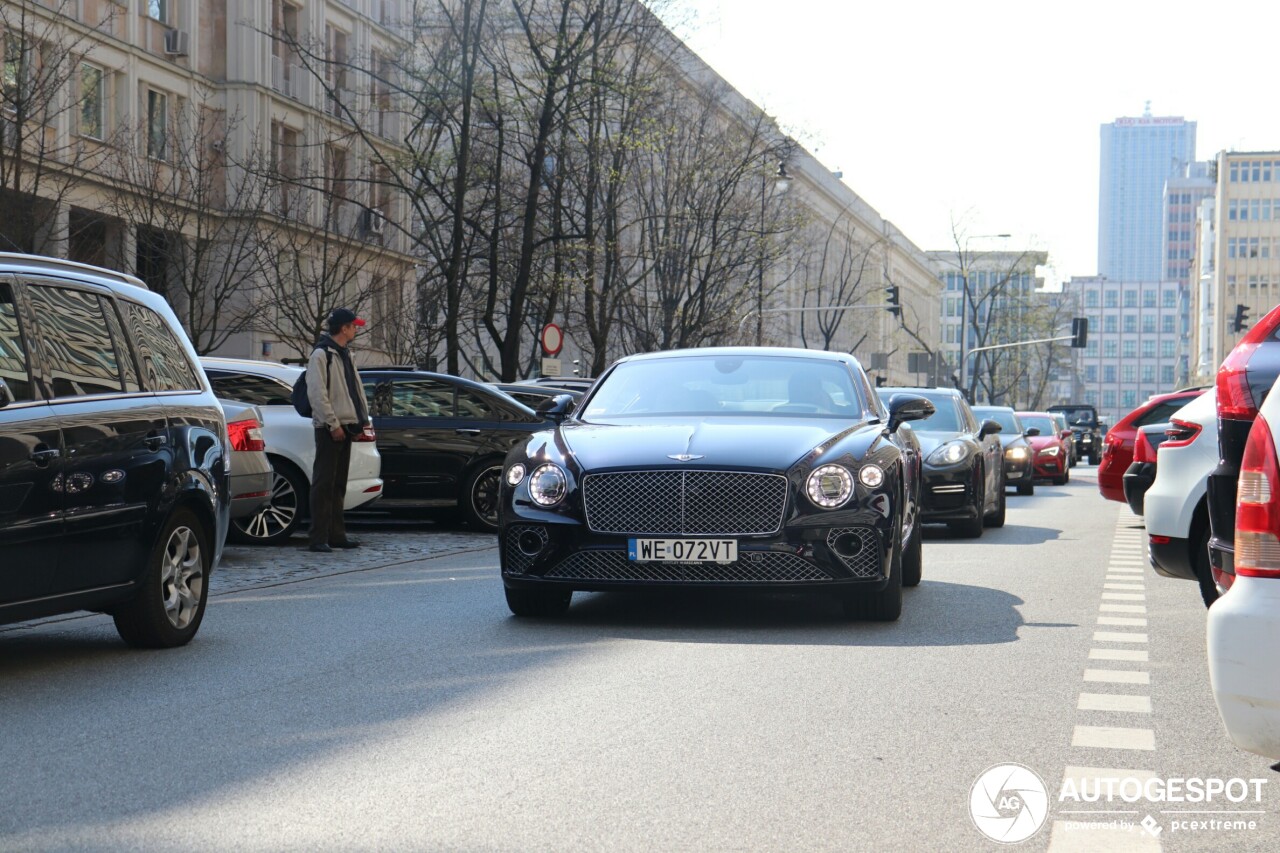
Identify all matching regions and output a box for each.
[541,357,562,376]
[540,323,564,356]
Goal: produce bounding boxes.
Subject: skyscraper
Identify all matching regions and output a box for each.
[1098,109,1197,281]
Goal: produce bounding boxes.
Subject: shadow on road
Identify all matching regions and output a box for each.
[923,524,1063,545]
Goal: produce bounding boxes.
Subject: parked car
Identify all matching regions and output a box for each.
[1143,389,1218,607]
[0,254,228,647]
[1016,411,1070,485]
[200,357,383,544]
[220,400,272,520]
[1050,412,1076,466]
[500,347,933,620]
[972,406,1036,495]
[1207,371,1280,759]
[529,376,595,394]
[1120,423,1170,516]
[1206,303,1280,591]
[1096,389,1204,503]
[879,387,1006,538]
[490,382,584,411]
[1049,404,1102,465]
[360,369,554,531]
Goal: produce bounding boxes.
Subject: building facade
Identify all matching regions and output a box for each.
[1098,112,1197,282]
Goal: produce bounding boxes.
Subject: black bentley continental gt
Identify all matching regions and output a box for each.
[498,348,935,621]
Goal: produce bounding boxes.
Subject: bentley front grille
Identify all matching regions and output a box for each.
[825,527,882,578]
[582,470,788,535]
[542,550,830,583]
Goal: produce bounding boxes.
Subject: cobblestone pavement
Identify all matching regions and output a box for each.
[213,521,498,595]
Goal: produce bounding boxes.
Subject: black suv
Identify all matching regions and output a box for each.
[0,254,229,647]
[1049,404,1102,465]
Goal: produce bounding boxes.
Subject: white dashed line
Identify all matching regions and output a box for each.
[1100,604,1147,614]
[1093,631,1149,643]
[1078,693,1153,713]
[1089,648,1149,662]
[1072,725,1156,751]
[1084,669,1151,684]
[1097,616,1148,627]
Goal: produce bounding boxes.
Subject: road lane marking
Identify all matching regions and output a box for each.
[1102,592,1146,601]
[1093,631,1148,643]
[1104,583,1146,590]
[1089,648,1149,662]
[1097,616,1147,627]
[1078,693,1153,713]
[1100,604,1147,613]
[1072,725,1156,750]
[1084,669,1150,684]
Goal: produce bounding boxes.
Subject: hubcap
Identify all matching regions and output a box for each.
[472,466,502,527]
[235,470,298,540]
[160,525,203,629]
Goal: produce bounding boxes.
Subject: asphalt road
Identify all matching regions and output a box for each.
[1,469,1276,852]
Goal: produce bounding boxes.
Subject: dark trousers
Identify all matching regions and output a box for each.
[309,429,352,547]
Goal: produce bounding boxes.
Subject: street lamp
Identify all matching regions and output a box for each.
[957,232,1011,399]
[756,161,792,345]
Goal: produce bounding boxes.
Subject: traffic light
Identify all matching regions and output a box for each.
[875,376,887,387]
[884,284,901,317]
[1070,317,1088,348]
[1232,304,1251,333]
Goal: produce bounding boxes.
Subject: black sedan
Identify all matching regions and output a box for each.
[360,369,556,531]
[972,405,1036,496]
[498,347,934,622]
[878,388,1006,538]
[490,382,584,411]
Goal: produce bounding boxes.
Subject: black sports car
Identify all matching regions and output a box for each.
[878,388,1006,538]
[499,348,934,621]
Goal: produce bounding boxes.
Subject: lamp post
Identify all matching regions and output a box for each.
[957,232,1011,401]
[756,161,792,345]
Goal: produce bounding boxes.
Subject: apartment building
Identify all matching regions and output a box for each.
[0,0,414,360]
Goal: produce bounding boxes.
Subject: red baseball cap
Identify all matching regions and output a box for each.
[328,307,365,327]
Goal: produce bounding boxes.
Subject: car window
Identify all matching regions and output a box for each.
[456,386,498,420]
[102,299,141,392]
[0,282,34,403]
[909,395,962,432]
[124,301,201,392]
[206,371,294,406]
[1134,400,1185,427]
[366,378,455,418]
[974,408,1019,434]
[25,284,127,398]
[1021,415,1055,435]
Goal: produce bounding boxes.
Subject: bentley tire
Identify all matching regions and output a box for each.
[112,507,210,648]
[901,518,923,588]
[842,536,903,621]
[505,585,572,618]
[462,462,503,532]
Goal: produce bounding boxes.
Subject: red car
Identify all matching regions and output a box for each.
[1097,389,1206,502]
[1017,412,1072,484]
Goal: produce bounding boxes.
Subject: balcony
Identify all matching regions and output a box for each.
[271,55,310,106]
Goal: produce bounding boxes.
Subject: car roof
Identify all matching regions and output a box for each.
[200,356,301,380]
[0,252,147,291]
[972,405,1015,412]
[878,386,961,396]
[617,346,859,366]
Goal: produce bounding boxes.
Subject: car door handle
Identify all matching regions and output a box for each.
[145,432,168,449]
[29,447,61,466]
[454,428,482,436]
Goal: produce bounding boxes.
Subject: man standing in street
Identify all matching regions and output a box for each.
[306,307,371,553]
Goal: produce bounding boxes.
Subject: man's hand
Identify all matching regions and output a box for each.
[330,427,346,441]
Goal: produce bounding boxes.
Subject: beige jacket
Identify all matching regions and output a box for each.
[306,340,370,432]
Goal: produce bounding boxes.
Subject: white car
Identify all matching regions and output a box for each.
[200,357,383,544]
[1208,373,1280,760]
[1143,389,1219,607]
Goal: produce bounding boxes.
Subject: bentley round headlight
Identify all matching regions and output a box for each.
[528,464,567,506]
[858,464,885,488]
[807,464,854,509]
[927,441,970,466]
[505,463,527,486]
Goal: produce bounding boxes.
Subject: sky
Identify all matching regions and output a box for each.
[655,0,1280,288]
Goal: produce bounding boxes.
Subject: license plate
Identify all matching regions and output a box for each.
[627,538,738,563]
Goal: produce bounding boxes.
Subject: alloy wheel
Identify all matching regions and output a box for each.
[472,465,503,528]
[238,470,299,541]
[160,525,204,630]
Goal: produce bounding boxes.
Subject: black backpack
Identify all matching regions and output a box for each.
[291,348,333,418]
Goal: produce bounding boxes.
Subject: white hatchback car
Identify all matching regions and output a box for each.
[200,357,383,544]
[1208,373,1280,760]
[1143,389,1219,606]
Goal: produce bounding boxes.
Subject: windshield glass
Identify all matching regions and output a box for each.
[1052,406,1097,427]
[1021,415,1055,435]
[973,407,1020,434]
[582,355,865,420]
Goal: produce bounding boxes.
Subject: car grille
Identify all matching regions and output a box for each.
[582,470,788,535]
[542,550,830,583]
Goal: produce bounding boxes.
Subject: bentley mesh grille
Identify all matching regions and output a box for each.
[503,525,549,575]
[543,550,830,583]
[825,527,882,578]
[582,470,788,535]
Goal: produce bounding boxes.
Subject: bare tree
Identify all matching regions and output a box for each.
[794,212,881,352]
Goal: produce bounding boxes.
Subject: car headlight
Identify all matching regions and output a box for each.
[927,442,970,466]
[528,463,568,506]
[1039,446,1061,457]
[806,464,854,509]
[1006,446,1029,461]
[506,463,527,486]
[858,464,884,488]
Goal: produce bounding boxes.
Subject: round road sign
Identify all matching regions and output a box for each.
[540,323,564,356]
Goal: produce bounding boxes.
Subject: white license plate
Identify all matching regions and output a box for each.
[627,538,738,563]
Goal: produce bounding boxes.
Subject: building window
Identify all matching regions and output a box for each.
[1122,365,1136,383]
[1104,290,1118,308]
[1161,340,1175,358]
[147,0,167,23]
[1123,315,1137,333]
[1085,341,1098,357]
[1141,340,1155,358]
[1161,315,1174,333]
[1103,365,1117,383]
[1104,340,1118,358]
[1086,391,1100,407]
[80,63,105,139]
[1141,365,1155,384]
[1102,390,1116,409]
[1122,390,1137,408]
[1123,340,1136,358]
[1123,290,1138,308]
[1161,366,1175,384]
[146,89,168,159]
[1086,366,1098,382]
[1141,315,1155,333]
[1104,316,1118,333]
[1142,289,1157,308]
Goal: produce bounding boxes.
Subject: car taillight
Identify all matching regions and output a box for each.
[1235,414,1280,578]
[1217,303,1280,421]
[353,425,377,442]
[1162,418,1202,449]
[1132,430,1156,464]
[226,418,266,452]
[1102,432,1121,457]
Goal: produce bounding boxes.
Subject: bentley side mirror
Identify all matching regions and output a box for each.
[981,419,1003,437]
[1024,427,1041,437]
[535,393,576,423]
[886,393,935,432]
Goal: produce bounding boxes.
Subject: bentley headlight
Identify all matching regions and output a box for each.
[505,463,527,486]
[1006,446,1030,461]
[858,464,885,488]
[1039,446,1061,457]
[807,464,854,509]
[528,464,567,506]
[927,442,970,466]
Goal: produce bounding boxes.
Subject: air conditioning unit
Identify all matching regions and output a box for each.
[362,208,386,237]
[164,29,190,57]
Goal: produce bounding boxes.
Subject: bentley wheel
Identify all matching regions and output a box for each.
[842,535,903,621]
[505,585,572,618]
[901,518,923,588]
[462,462,503,533]
[112,508,210,648]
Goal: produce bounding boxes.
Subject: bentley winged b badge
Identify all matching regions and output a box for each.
[667,453,704,462]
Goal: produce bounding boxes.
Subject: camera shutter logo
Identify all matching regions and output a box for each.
[969,763,1049,844]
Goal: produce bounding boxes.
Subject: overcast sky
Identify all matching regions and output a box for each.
[655,0,1280,287]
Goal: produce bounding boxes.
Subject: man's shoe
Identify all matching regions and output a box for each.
[330,539,361,549]
[307,543,334,553]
